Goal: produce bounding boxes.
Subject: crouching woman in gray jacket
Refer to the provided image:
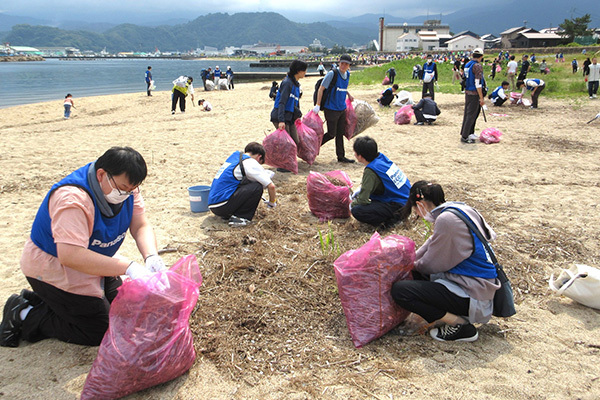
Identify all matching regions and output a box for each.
[391,181,500,342]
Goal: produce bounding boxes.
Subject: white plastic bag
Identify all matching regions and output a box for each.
[149,80,156,91]
[393,90,414,106]
[549,264,600,309]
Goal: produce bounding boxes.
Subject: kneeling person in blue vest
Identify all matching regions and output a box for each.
[208,142,277,227]
[171,75,194,114]
[0,147,166,348]
[489,81,510,107]
[391,181,500,342]
[351,136,412,229]
[313,54,356,164]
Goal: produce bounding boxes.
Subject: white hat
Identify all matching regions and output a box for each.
[227,66,231,69]
[473,48,484,56]
[216,65,219,68]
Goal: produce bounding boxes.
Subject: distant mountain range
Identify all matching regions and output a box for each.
[0,1,597,52]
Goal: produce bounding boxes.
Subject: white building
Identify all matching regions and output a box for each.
[445,35,485,51]
[379,18,450,52]
[396,32,419,52]
[419,31,439,51]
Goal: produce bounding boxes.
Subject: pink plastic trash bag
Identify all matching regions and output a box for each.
[302,110,324,148]
[480,127,503,144]
[295,119,319,165]
[263,128,299,174]
[382,76,390,85]
[394,105,414,125]
[307,170,353,221]
[81,255,203,400]
[334,232,415,348]
[344,98,358,140]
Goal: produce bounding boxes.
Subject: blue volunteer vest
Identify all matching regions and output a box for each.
[324,69,350,111]
[443,207,497,279]
[423,61,435,75]
[525,79,543,90]
[464,60,485,92]
[145,70,151,82]
[30,163,134,258]
[366,153,411,204]
[491,86,503,100]
[208,151,250,205]
[214,69,221,78]
[273,77,300,113]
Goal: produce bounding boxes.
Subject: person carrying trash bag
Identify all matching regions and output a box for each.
[270,60,307,147]
[171,75,194,114]
[208,142,277,227]
[0,147,165,348]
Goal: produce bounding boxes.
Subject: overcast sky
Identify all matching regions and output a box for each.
[0,0,465,22]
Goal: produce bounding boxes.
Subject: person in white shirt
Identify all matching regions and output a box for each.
[506,55,518,90]
[517,78,545,109]
[585,57,599,99]
[207,142,277,227]
[489,81,510,107]
[198,99,212,111]
[171,76,194,114]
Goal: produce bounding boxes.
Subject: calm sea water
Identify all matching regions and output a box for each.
[0,58,287,108]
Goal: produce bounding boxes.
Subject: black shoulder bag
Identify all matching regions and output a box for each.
[445,208,516,318]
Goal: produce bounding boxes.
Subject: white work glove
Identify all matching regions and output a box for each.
[351,188,361,201]
[126,262,152,280]
[145,254,167,272]
[264,199,277,209]
[313,105,320,114]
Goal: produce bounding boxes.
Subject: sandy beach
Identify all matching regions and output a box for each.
[1,76,600,400]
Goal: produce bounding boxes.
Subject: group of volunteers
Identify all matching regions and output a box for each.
[1,54,507,356]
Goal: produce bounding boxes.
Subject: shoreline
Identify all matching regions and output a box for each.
[1,82,600,399]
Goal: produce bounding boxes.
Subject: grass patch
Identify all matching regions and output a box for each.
[351,53,595,99]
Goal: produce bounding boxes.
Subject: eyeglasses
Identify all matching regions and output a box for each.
[107,174,140,196]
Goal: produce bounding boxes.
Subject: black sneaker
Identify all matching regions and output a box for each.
[228,215,251,227]
[460,137,475,144]
[20,289,42,306]
[430,323,478,342]
[338,157,355,164]
[0,294,29,347]
[276,168,291,173]
[414,122,424,125]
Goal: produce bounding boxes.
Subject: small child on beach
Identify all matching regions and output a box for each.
[64,94,74,119]
[198,99,212,111]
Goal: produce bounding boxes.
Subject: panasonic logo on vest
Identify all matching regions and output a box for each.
[91,231,127,248]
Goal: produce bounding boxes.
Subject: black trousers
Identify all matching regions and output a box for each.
[21,276,122,346]
[460,94,481,139]
[171,90,186,112]
[322,109,348,159]
[391,272,470,323]
[146,81,151,96]
[414,109,436,123]
[209,181,263,220]
[531,85,545,108]
[389,75,395,84]
[492,97,508,106]
[379,93,395,106]
[422,81,435,100]
[351,201,402,227]
[589,81,599,97]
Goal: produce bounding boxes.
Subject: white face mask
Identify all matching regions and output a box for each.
[427,59,432,64]
[417,202,435,223]
[104,174,132,205]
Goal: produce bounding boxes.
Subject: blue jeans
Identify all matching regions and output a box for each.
[64,104,71,118]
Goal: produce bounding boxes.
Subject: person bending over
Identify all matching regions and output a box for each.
[208,142,277,227]
[377,84,399,107]
[1,147,165,348]
[351,136,411,229]
[391,181,500,342]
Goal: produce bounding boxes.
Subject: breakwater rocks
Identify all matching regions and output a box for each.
[0,56,45,62]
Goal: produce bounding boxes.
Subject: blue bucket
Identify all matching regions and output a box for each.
[188,185,211,213]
